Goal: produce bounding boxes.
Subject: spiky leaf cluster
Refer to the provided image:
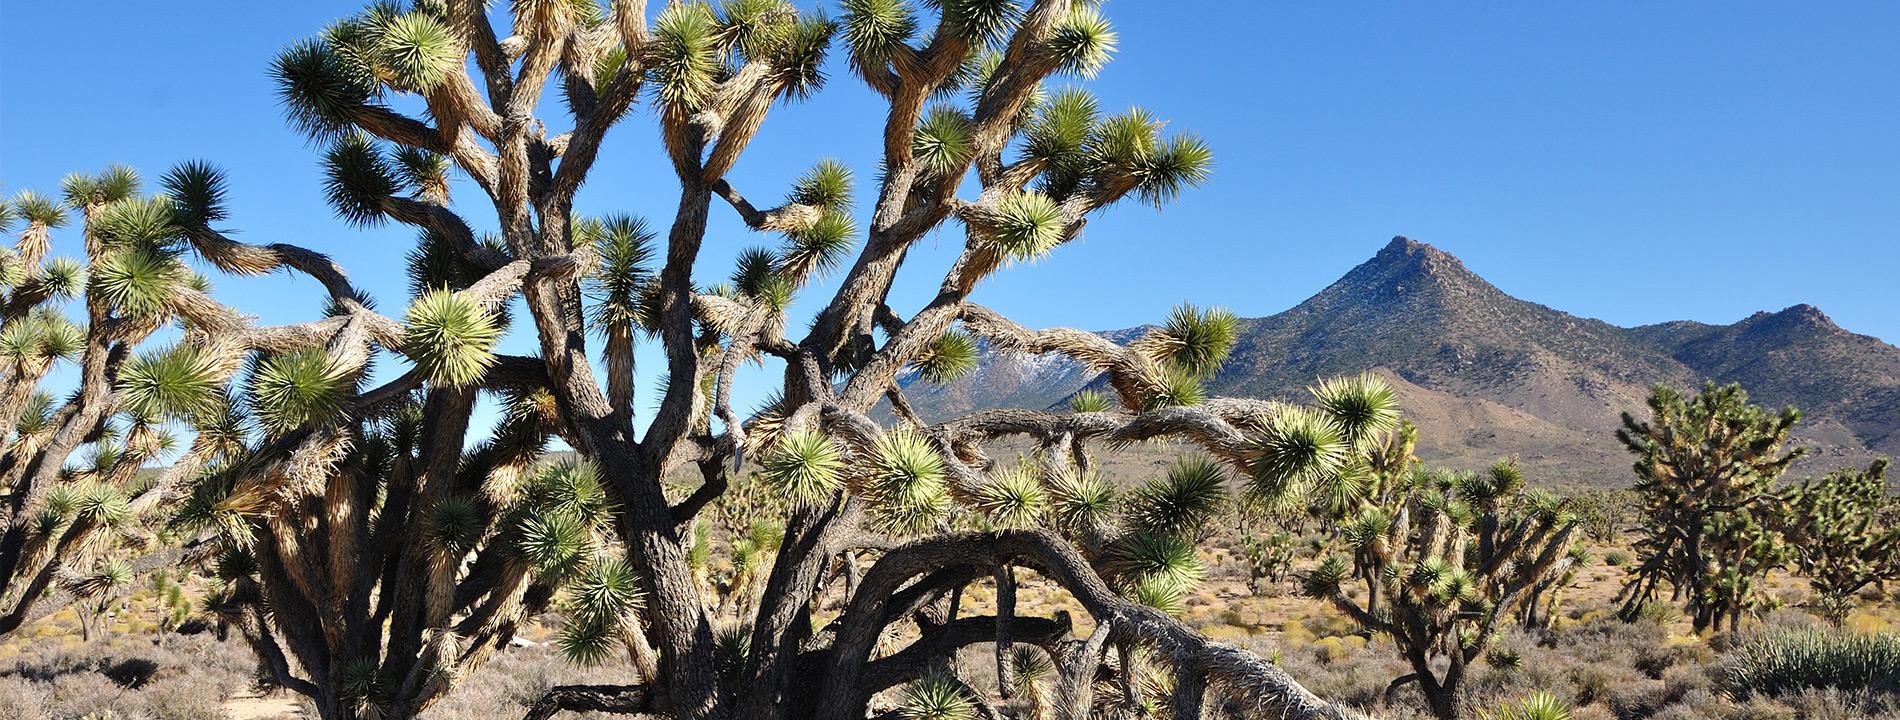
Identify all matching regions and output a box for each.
[161,161,231,227]
[1150,303,1237,378]
[322,133,398,227]
[761,429,844,504]
[581,215,658,332]
[91,246,185,317]
[404,290,501,387]
[840,0,917,68]
[1122,456,1229,539]
[0,310,84,366]
[863,429,949,534]
[1046,5,1116,78]
[1047,469,1115,538]
[118,344,222,421]
[248,347,350,433]
[970,466,1047,529]
[914,328,979,385]
[913,106,975,178]
[899,674,977,720]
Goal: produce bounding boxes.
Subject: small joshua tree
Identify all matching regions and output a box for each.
[1776,459,1898,625]
[1615,382,1803,634]
[1302,462,1581,720]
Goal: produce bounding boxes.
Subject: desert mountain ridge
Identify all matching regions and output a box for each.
[894,236,1900,487]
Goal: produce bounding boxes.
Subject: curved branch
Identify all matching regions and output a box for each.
[816,531,1367,720]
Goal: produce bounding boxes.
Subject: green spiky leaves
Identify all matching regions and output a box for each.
[777,161,861,285]
[569,555,642,623]
[1068,389,1112,413]
[76,483,129,527]
[1302,554,1351,599]
[929,0,1020,48]
[1133,133,1214,208]
[378,12,460,92]
[119,344,222,421]
[1046,5,1116,78]
[559,555,644,665]
[787,158,855,212]
[404,290,501,388]
[1152,303,1237,377]
[986,191,1063,263]
[517,513,595,578]
[38,258,86,299]
[840,0,917,67]
[274,37,373,139]
[915,328,979,384]
[731,246,795,312]
[95,195,185,251]
[761,430,844,504]
[1138,365,1206,411]
[423,496,485,556]
[1311,373,1400,448]
[0,309,83,365]
[1048,469,1114,537]
[865,429,949,534]
[1104,531,1204,595]
[9,191,68,229]
[1123,456,1229,538]
[651,3,721,110]
[523,460,615,527]
[913,106,975,177]
[250,347,351,433]
[392,147,453,200]
[971,467,1046,529]
[61,165,141,208]
[1128,574,1186,615]
[1031,101,1215,210]
[1022,87,1098,167]
[1248,406,1350,510]
[323,133,398,227]
[92,246,185,317]
[161,161,231,227]
[899,674,977,720]
[582,215,657,332]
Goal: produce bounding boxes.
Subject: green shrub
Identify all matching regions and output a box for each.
[1636,600,1681,626]
[1604,549,1632,567]
[1720,629,1900,700]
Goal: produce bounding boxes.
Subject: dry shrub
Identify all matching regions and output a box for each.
[0,631,252,720]
[422,641,635,720]
[0,677,48,720]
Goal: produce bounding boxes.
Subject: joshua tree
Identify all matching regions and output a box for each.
[182,0,1407,718]
[1776,459,1899,625]
[1514,541,1588,631]
[1615,382,1803,634]
[0,168,268,639]
[1302,462,1581,720]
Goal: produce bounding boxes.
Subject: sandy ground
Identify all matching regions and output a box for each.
[223,690,307,720]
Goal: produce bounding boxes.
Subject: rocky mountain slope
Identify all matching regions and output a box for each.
[896,236,1900,486]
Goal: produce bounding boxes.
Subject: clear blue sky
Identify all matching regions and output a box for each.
[4,2,1898,433]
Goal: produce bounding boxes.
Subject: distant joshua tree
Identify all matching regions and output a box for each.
[1302,461,1581,720]
[1777,459,1899,625]
[1615,382,1803,634]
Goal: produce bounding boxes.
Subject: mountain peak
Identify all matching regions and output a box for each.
[1737,304,1838,334]
[1315,235,1499,313]
[1368,236,1472,278]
